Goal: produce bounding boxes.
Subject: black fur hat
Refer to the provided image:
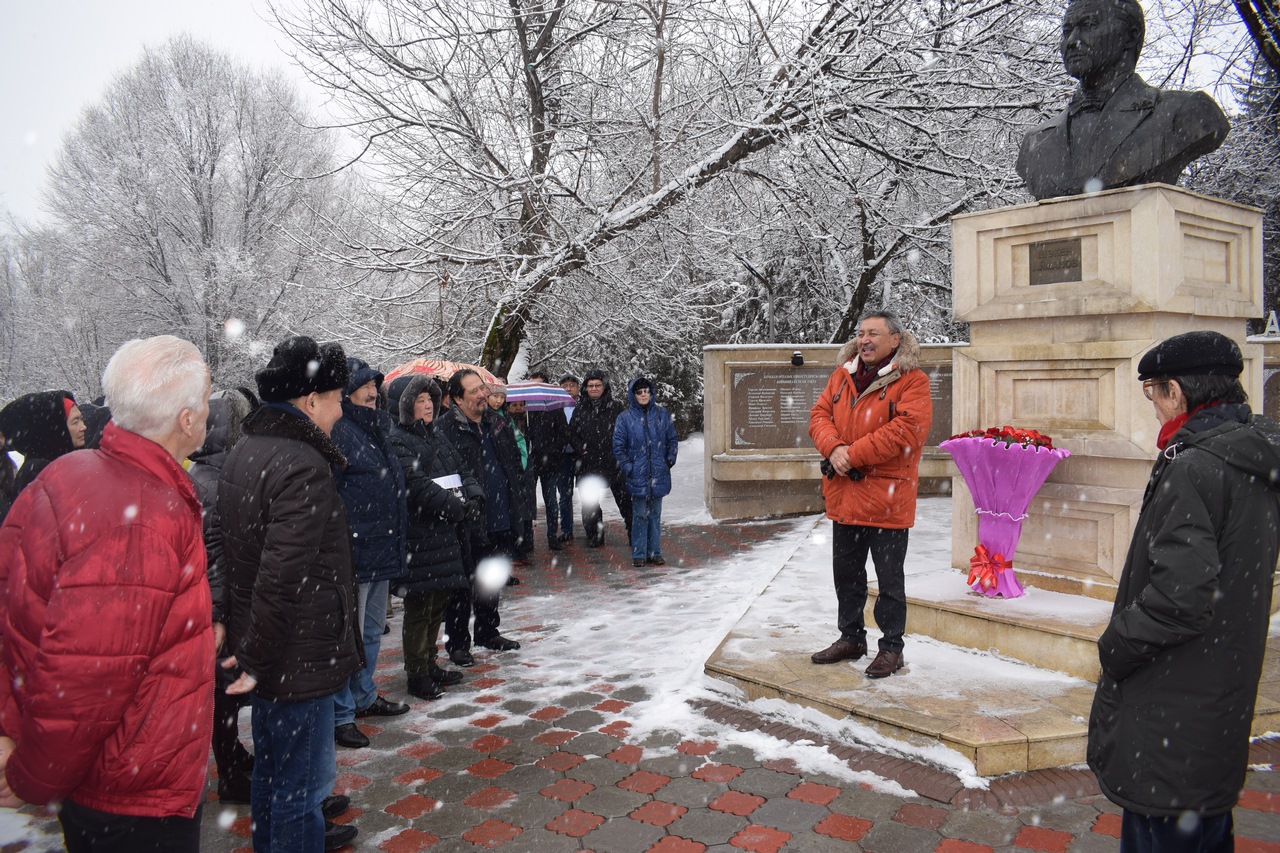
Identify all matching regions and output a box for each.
[1137,331,1243,381]
[255,336,349,403]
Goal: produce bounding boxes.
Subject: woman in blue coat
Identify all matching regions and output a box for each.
[612,377,679,567]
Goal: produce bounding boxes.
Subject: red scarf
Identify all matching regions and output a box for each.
[1155,401,1215,450]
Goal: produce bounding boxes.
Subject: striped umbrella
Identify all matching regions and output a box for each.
[385,358,499,387]
[502,380,576,412]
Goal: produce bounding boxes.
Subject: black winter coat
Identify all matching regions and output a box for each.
[188,393,251,626]
[218,405,362,701]
[2,391,78,496]
[569,376,625,480]
[388,415,470,598]
[1087,404,1280,816]
[437,405,532,543]
[331,401,408,583]
[527,408,572,476]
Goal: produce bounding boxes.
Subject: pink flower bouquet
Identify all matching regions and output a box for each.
[940,427,1070,599]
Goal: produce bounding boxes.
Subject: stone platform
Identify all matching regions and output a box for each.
[705,516,1280,778]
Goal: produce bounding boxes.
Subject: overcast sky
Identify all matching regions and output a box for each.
[0,0,323,224]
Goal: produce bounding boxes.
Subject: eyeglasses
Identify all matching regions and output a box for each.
[1141,379,1168,401]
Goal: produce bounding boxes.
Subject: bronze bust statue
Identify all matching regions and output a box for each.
[1016,0,1230,200]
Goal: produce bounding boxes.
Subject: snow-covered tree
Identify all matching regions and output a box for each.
[38,36,347,387]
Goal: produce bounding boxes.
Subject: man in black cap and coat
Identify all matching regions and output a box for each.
[219,335,362,853]
[1088,330,1280,852]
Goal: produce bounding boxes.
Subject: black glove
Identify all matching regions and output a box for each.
[820,459,865,481]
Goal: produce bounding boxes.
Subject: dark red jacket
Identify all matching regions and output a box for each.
[0,422,213,817]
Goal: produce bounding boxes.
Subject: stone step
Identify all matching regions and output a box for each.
[866,568,1110,681]
[706,519,1280,778]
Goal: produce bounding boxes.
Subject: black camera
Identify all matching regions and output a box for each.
[820,459,865,481]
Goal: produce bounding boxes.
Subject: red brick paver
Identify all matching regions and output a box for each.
[787,781,841,805]
[709,790,765,817]
[729,824,790,852]
[894,802,949,829]
[1092,812,1122,837]
[466,758,515,779]
[618,770,672,794]
[1240,790,1280,814]
[1012,825,1074,853]
[463,787,516,809]
[692,763,743,783]
[470,734,512,753]
[394,767,443,786]
[647,837,707,853]
[378,828,439,853]
[936,840,995,853]
[384,793,438,820]
[814,813,872,842]
[469,713,506,728]
[546,808,606,837]
[631,800,687,827]
[608,744,644,764]
[537,751,587,772]
[534,729,578,747]
[461,819,522,849]
[676,739,718,756]
[540,777,595,802]
[530,705,568,722]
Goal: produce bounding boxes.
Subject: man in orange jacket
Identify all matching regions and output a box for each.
[808,311,932,678]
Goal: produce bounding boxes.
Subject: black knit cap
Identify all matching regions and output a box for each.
[1137,331,1243,381]
[255,336,350,403]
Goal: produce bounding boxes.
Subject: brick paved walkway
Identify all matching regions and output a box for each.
[9,516,1279,852]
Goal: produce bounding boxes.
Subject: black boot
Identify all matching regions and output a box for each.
[408,674,445,700]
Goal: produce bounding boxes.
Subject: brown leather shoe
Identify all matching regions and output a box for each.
[810,638,868,665]
[865,650,904,679]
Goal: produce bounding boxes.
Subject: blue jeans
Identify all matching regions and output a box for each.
[631,496,663,561]
[333,579,389,724]
[1121,810,1232,853]
[250,694,335,853]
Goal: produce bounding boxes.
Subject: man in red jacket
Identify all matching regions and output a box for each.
[0,335,213,852]
[808,311,932,679]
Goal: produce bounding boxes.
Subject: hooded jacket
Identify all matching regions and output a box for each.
[0,421,212,817]
[189,389,253,625]
[569,371,626,479]
[218,405,362,701]
[387,374,471,597]
[2,391,78,496]
[437,402,532,540]
[1088,404,1280,817]
[808,331,932,529]
[613,379,679,499]
[331,358,408,584]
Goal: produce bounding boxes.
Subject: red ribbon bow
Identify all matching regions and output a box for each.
[968,545,1011,591]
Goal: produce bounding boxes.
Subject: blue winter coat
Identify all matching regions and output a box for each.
[612,379,679,499]
[331,400,408,583]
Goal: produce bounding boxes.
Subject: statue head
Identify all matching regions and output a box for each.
[1060,0,1144,88]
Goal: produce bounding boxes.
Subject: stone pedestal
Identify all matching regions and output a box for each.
[950,184,1264,599]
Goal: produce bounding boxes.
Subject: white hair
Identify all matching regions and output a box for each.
[103,336,209,440]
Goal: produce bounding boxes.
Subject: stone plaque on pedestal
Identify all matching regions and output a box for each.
[951,184,1264,599]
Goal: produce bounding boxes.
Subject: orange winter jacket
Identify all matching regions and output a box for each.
[808,332,932,529]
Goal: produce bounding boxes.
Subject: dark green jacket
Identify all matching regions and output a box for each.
[1088,404,1280,816]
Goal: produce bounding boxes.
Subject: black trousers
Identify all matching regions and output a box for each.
[580,473,633,545]
[1120,810,1232,853]
[59,799,202,853]
[832,523,908,654]
[212,655,253,782]
[445,530,511,650]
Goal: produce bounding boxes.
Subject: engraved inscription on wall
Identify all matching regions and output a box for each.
[730,366,830,449]
[924,363,953,447]
[1029,238,1082,285]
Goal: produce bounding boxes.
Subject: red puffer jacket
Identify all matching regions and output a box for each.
[0,422,212,817]
[809,332,933,529]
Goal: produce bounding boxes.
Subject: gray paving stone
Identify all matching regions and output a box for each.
[490,739,556,765]
[1246,770,1280,793]
[858,817,944,852]
[611,684,652,702]
[574,785,651,819]
[559,730,619,756]
[567,756,636,788]
[556,709,607,732]
[578,814,666,852]
[500,697,540,715]
[425,770,495,802]
[1068,828,1124,853]
[555,690,610,709]
[424,747,488,773]
[664,808,748,845]
[659,776,721,809]
[939,807,1020,845]
[1019,799,1102,831]
[641,752,703,777]
[492,794,575,831]
[787,828,872,852]
[747,796,830,833]
[829,785,910,823]
[410,801,489,837]
[710,744,764,770]
[431,702,483,720]
[497,762,561,794]
[489,718,553,741]
[636,728,683,749]
[1235,803,1280,842]
[500,825,587,852]
[729,767,803,799]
